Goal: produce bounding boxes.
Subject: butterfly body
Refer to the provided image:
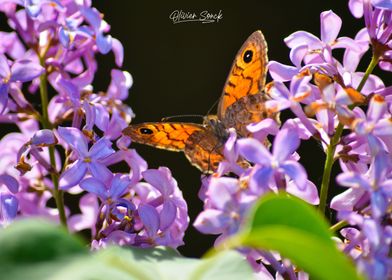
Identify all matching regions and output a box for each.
[123,30,277,172]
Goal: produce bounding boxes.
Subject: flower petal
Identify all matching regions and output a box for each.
[89,137,115,160]
[336,172,371,190]
[193,209,228,235]
[250,166,273,193]
[138,203,160,237]
[285,31,322,49]
[0,194,19,223]
[280,160,307,190]
[0,55,11,78]
[268,61,298,82]
[237,138,272,165]
[287,179,319,205]
[320,10,342,44]
[57,126,89,157]
[331,188,366,211]
[59,160,87,190]
[273,129,300,162]
[88,162,113,184]
[31,129,57,146]
[68,193,99,232]
[10,59,44,82]
[0,83,9,114]
[79,177,107,199]
[160,200,177,231]
[111,37,124,67]
[0,174,19,193]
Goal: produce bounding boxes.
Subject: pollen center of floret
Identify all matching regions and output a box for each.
[84,157,92,163]
[230,211,240,220]
[271,159,279,169]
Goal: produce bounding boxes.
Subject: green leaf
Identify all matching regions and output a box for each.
[0,218,87,265]
[97,246,254,280]
[0,219,254,280]
[230,193,363,280]
[189,250,254,280]
[247,192,332,244]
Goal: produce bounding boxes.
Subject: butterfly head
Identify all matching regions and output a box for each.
[204,115,229,143]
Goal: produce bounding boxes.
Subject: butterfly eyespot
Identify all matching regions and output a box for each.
[139,128,153,135]
[243,50,253,63]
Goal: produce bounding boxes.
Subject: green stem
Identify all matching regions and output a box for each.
[39,56,67,228]
[357,53,380,92]
[330,220,348,233]
[318,53,380,215]
[318,124,343,215]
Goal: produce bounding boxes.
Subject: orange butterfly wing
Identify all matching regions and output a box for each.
[122,122,224,172]
[122,123,203,151]
[217,30,268,121]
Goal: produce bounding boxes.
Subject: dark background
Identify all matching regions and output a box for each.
[93,1,387,257]
[0,1,387,258]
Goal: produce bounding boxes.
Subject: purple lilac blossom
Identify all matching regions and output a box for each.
[0,0,188,252]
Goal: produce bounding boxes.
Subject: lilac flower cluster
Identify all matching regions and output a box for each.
[194,1,392,279]
[0,1,189,248]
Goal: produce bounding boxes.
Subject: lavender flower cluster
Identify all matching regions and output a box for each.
[0,0,390,280]
[0,0,189,249]
[194,1,392,279]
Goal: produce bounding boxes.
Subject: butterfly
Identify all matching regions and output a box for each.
[123,31,277,173]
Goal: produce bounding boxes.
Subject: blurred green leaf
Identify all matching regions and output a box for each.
[0,218,86,265]
[0,219,254,280]
[227,193,363,280]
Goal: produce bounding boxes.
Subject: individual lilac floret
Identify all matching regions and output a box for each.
[194,177,253,242]
[137,167,189,247]
[57,127,115,189]
[345,94,392,155]
[332,151,391,217]
[0,174,19,226]
[238,129,304,189]
[0,55,44,113]
[16,129,58,175]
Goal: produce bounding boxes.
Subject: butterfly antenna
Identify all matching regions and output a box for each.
[206,97,220,116]
[161,114,205,121]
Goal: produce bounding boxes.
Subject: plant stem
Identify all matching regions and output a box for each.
[39,56,67,228]
[318,124,343,215]
[330,220,348,232]
[357,53,380,92]
[318,53,380,215]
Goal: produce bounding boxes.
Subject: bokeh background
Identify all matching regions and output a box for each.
[0,1,388,258]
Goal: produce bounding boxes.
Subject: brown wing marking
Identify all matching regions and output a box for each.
[222,93,280,137]
[122,122,204,151]
[217,30,268,120]
[184,129,225,173]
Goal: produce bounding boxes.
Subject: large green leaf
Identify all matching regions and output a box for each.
[0,219,254,280]
[0,218,87,265]
[222,193,364,280]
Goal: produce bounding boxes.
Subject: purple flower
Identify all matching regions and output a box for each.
[332,151,391,216]
[194,177,252,240]
[0,174,19,226]
[0,55,44,113]
[238,129,306,190]
[15,129,58,175]
[57,127,115,189]
[345,94,392,155]
[136,167,189,247]
[68,193,99,235]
